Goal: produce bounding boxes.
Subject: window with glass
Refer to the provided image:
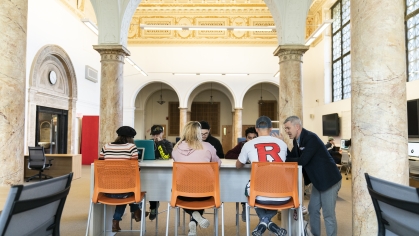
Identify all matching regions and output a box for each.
[406,0,419,82]
[331,0,351,102]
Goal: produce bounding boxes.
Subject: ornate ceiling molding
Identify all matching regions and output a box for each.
[128,6,278,45]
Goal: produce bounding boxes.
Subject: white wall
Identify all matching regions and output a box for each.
[27,0,101,115]
[26,0,101,152]
[302,34,419,145]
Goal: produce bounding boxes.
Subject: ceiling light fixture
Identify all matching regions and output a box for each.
[81,19,98,35]
[172,73,249,76]
[305,19,334,46]
[259,83,264,105]
[125,57,148,76]
[140,24,276,32]
[157,83,166,105]
[209,83,214,105]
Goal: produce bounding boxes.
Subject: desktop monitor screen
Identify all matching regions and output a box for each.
[134,140,155,160]
[237,137,246,143]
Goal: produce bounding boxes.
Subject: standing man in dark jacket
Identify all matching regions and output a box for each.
[149,125,173,220]
[200,121,224,158]
[282,116,341,236]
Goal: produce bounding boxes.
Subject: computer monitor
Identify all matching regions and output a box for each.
[341,139,349,150]
[237,137,246,143]
[134,140,155,160]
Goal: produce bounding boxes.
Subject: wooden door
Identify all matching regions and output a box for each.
[221,125,232,154]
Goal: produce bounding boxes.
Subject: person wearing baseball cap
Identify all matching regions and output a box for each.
[148,125,173,220]
[236,116,289,236]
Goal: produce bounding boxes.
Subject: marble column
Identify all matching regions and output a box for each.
[274,45,309,148]
[179,108,188,134]
[0,1,27,185]
[233,108,243,146]
[351,1,408,235]
[93,45,130,149]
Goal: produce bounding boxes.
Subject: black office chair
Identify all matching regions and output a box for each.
[26,146,53,182]
[365,173,419,235]
[0,172,73,236]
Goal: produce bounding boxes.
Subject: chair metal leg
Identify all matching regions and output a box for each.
[221,203,225,236]
[175,207,179,236]
[245,203,250,236]
[85,201,93,236]
[214,208,218,236]
[165,203,171,236]
[103,205,107,235]
[182,209,186,234]
[140,199,146,236]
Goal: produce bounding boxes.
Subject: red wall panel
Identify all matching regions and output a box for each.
[80,116,99,165]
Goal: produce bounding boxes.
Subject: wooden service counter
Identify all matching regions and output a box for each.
[24,154,82,180]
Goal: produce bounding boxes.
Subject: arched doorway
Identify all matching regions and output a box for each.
[27,45,78,154]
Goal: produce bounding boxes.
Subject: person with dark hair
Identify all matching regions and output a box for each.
[236,116,288,236]
[148,124,173,220]
[99,126,145,232]
[325,137,341,164]
[282,116,341,236]
[172,121,221,236]
[225,127,258,159]
[226,126,258,222]
[199,120,224,158]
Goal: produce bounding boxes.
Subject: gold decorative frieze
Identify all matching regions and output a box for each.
[306,0,326,39]
[128,7,278,44]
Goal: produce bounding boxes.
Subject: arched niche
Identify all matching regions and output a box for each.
[27,45,78,154]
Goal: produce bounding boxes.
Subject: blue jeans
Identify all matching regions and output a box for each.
[113,204,140,221]
[255,208,278,223]
[308,180,341,236]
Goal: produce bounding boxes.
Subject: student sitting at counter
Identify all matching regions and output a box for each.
[172,121,221,236]
[99,126,145,232]
[225,126,258,222]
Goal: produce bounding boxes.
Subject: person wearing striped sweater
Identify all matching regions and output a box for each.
[99,126,143,232]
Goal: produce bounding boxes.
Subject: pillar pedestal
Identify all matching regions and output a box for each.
[274,45,309,147]
[93,45,130,149]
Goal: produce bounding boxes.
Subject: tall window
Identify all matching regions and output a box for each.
[406,0,419,82]
[168,102,180,136]
[331,0,351,102]
[191,102,220,136]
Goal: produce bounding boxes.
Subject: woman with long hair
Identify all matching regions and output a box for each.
[172,121,221,236]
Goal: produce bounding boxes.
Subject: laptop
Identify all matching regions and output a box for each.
[137,147,145,162]
[134,140,155,160]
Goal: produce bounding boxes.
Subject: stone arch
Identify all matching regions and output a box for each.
[27,45,78,154]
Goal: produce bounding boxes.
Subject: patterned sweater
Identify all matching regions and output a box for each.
[99,143,138,160]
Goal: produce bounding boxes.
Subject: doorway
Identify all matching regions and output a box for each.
[36,106,68,154]
[221,125,232,154]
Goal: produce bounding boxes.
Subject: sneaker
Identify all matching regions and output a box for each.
[149,208,157,221]
[302,206,308,215]
[252,222,267,236]
[188,221,197,236]
[192,211,210,228]
[268,222,287,236]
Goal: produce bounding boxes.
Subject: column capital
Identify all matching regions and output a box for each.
[234,108,243,111]
[273,45,310,64]
[93,44,130,62]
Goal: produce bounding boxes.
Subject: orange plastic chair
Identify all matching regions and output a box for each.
[165,162,224,236]
[85,159,146,236]
[245,162,303,236]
